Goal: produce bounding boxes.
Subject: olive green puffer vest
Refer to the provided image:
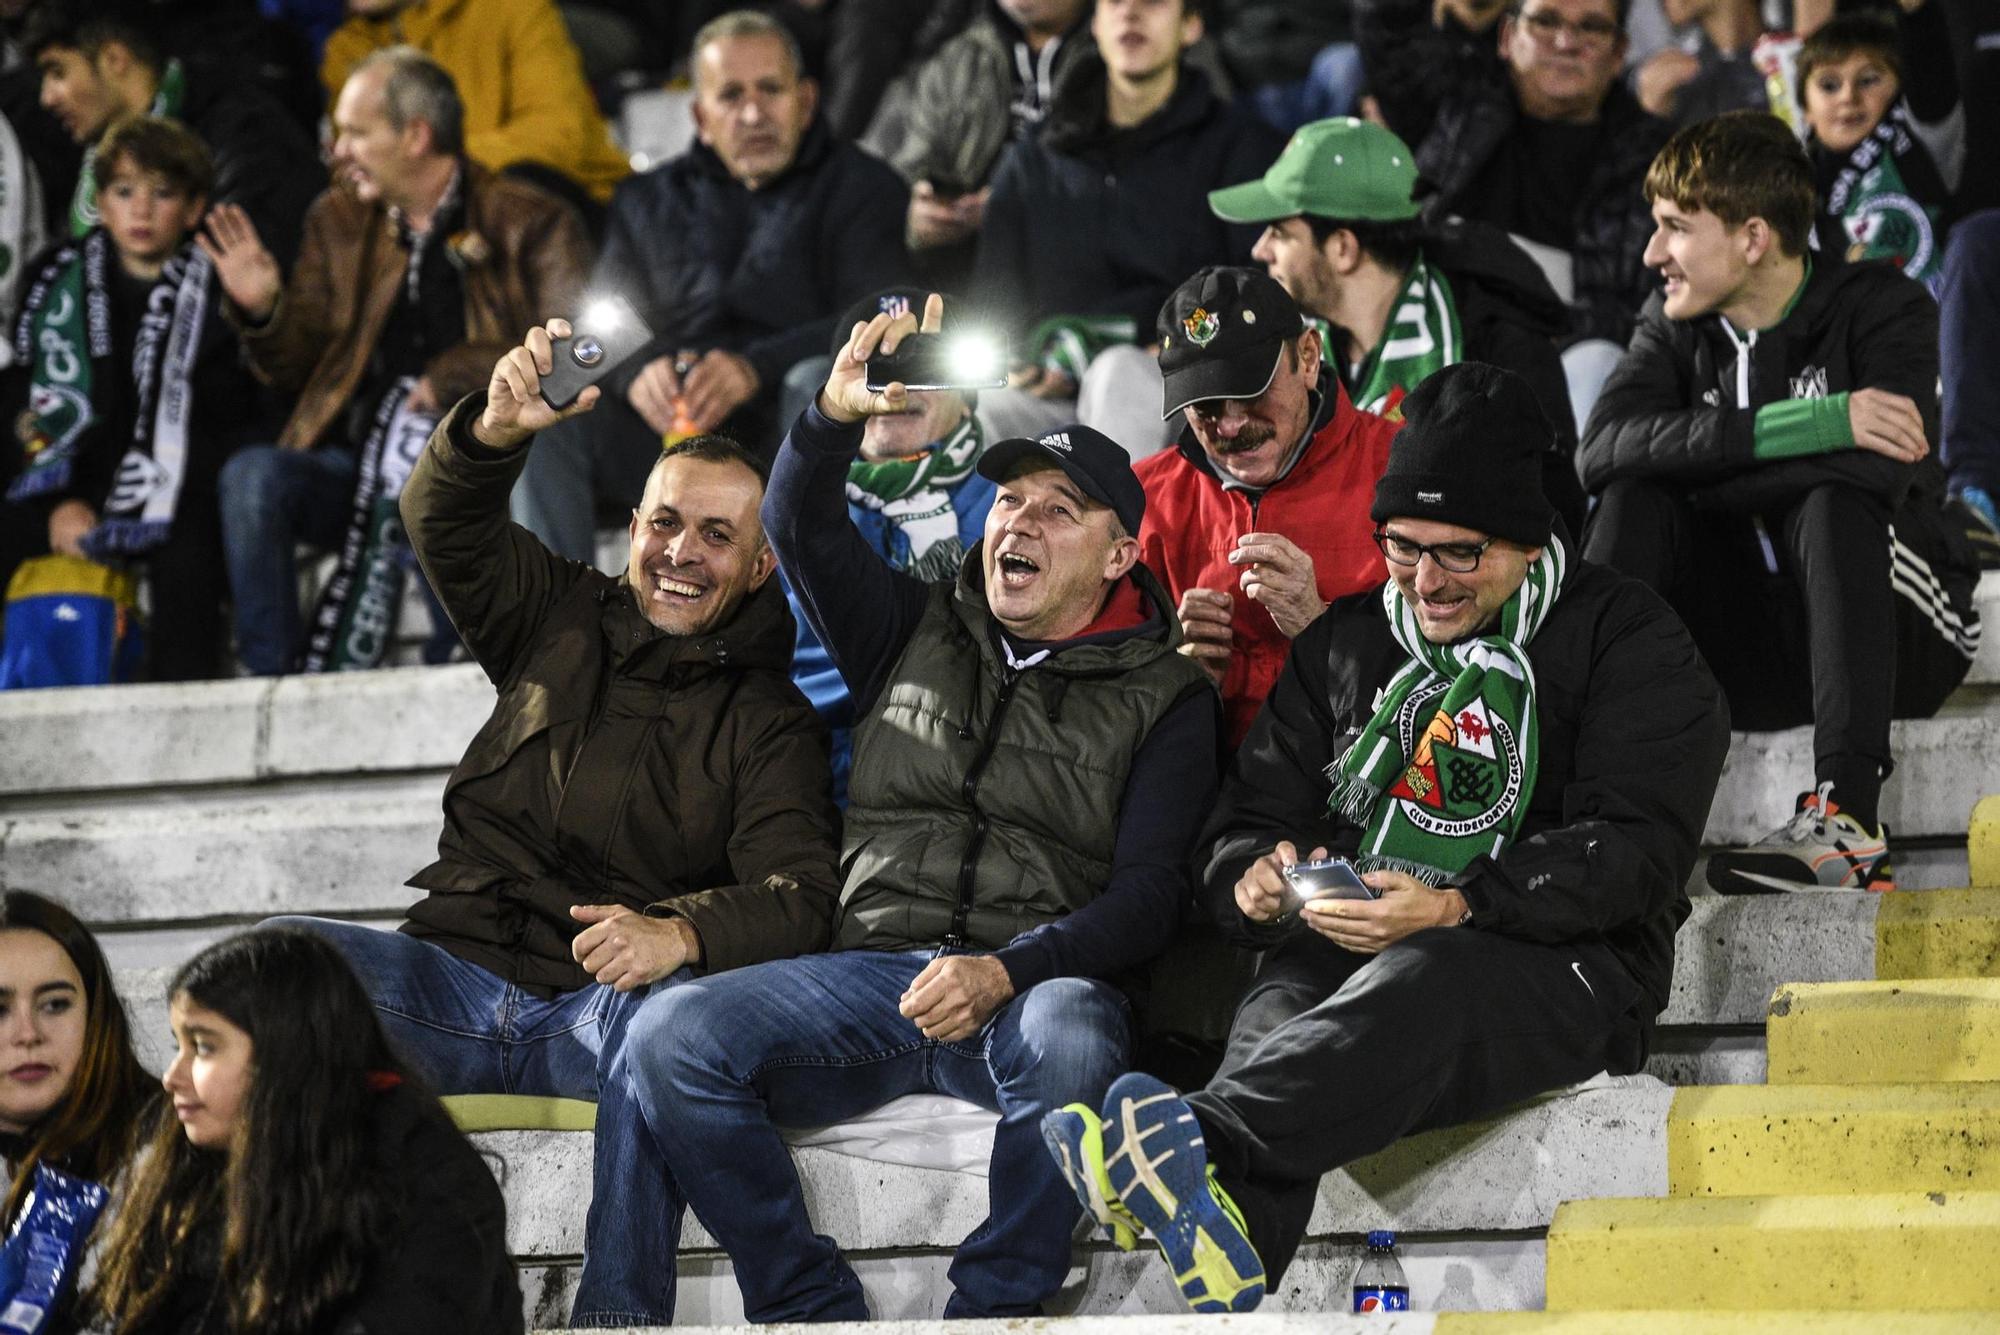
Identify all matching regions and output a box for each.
[835,558,1211,953]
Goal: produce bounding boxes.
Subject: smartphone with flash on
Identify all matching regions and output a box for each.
[540,296,655,411]
[864,331,1009,393]
[1278,857,1378,915]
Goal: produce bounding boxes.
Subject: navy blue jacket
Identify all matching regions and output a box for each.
[592,120,911,400]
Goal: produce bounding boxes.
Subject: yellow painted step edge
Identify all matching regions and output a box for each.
[1441,1315,2000,1334]
[1766,978,2000,1084]
[1970,794,2000,888]
[1875,887,2000,980]
[443,1093,597,1132]
[1546,1193,2000,1313]
[1666,1083,2000,1197]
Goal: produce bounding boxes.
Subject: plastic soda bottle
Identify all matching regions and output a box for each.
[1350,1230,1410,1313]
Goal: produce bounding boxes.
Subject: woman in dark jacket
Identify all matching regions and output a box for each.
[89,929,521,1335]
[0,891,158,1334]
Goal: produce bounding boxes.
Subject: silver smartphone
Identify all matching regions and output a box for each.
[1279,857,1378,915]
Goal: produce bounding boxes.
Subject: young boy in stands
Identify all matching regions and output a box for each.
[1797,3,1963,287]
[6,116,257,681]
[1581,110,1980,893]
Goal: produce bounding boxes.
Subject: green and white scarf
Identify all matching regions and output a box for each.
[1823,107,1947,285]
[1348,253,1462,423]
[844,414,982,583]
[69,59,184,236]
[303,378,437,671]
[7,232,212,557]
[1024,313,1136,383]
[1326,539,1567,883]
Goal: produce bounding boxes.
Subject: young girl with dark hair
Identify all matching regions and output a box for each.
[90,928,522,1335]
[0,890,158,1332]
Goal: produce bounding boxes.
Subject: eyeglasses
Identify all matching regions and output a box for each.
[1513,7,1621,50]
[1373,530,1495,573]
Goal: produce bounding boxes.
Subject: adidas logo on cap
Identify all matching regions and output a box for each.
[1040,431,1073,452]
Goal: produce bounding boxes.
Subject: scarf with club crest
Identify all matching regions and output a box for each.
[1820,105,1949,285]
[1325,538,1567,883]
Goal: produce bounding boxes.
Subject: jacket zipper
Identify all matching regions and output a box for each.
[946,669,1020,947]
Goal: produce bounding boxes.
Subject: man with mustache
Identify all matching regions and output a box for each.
[1134,265,1400,747]
[573,293,1223,1322]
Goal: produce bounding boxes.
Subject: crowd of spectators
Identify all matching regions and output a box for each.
[0,0,1997,1326]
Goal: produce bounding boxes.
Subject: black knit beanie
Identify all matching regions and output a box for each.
[1370,362,1554,547]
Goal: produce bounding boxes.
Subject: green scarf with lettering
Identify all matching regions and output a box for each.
[1348,253,1462,423]
[1821,107,1947,285]
[1326,538,1566,883]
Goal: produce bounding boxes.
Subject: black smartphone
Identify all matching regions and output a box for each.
[540,296,655,411]
[864,332,1009,393]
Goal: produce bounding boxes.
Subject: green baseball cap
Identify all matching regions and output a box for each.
[1208,117,1421,225]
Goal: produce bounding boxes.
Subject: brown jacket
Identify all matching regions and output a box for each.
[240,163,589,451]
[396,396,843,993]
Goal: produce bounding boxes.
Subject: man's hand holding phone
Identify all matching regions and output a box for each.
[474,320,602,450]
[1233,840,1331,923]
[819,292,944,424]
[1301,868,1470,955]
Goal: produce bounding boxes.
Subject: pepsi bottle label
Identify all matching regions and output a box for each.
[1352,1286,1411,1313]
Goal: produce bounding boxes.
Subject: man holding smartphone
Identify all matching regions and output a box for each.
[1042,362,1730,1313]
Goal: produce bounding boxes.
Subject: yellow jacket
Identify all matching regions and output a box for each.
[323,0,630,203]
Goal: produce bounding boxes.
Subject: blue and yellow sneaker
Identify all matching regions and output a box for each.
[1040,1103,1141,1251]
[1043,1071,1265,1313]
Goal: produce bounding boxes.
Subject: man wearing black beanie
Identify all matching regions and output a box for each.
[1042,362,1731,1313]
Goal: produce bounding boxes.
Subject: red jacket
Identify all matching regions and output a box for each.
[1135,380,1397,747]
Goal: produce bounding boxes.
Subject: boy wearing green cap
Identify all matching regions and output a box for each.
[1211,116,1584,532]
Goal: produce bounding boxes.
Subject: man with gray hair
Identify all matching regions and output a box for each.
[200,46,591,674]
[511,8,910,565]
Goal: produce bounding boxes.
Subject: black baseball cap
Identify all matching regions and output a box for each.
[1157,266,1308,420]
[977,423,1147,535]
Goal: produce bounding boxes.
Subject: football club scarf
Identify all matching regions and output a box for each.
[1821,106,1948,284]
[1325,538,1567,883]
[8,233,211,557]
[1023,313,1136,383]
[68,59,184,236]
[1347,252,1462,424]
[843,414,982,583]
[302,378,437,671]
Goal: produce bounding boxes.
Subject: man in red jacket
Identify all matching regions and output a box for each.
[1136,266,1399,746]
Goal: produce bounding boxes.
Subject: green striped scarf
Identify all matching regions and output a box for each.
[1327,539,1566,883]
[1348,253,1462,423]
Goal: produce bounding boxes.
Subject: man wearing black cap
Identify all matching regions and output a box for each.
[584,294,1223,1322]
[1044,362,1729,1314]
[1136,264,1400,747]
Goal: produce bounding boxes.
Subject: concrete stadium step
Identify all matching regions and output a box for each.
[533,1315,1995,1335]
[5,665,1997,848]
[1765,978,2000,1084]
[1662,888,2000,1028]
[0,664,489,797]
[1544,1191,2000,1312]
[1973,568,2000,686]
[1667,1083,2000,1197]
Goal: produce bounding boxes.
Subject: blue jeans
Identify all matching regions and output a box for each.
[217,446,357,674]
[266,915,665,1099]
[1941,210,2000,499]
[574,949,1131,1326]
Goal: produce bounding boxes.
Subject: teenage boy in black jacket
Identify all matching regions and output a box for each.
[973,0,1281,440]
[1581,112,1981,893]
[1041,362,1728,1313]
